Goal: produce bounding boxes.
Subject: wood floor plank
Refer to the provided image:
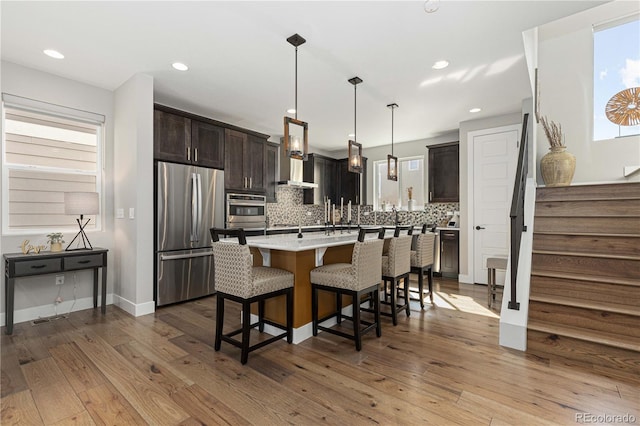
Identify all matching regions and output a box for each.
[0,334,29,398]
[113,340,193,395]
[49,342,106,394]
[170,384,250,425]
[77,383,147,425]
[49,409,96,426]
[112,315,189,361]
[68,329,190,425]
[0,389,43,425]
[21,357,68,390]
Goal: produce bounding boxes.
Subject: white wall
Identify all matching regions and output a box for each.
[0,61,115,324]
[113,74,155,316]
[537,1,640,184]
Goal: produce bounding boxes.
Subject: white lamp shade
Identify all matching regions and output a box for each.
[64,192,99,215]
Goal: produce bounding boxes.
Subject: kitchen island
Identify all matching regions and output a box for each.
[238,229,392,343]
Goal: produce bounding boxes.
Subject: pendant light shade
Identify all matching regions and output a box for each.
[283,33,309,160]
[387,103,398,181]
[348,76,363,173]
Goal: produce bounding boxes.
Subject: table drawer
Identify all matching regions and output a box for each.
[14,258,62,277]
[64,254,104,270]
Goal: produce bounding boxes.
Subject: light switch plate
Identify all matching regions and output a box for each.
[129,208,135,219]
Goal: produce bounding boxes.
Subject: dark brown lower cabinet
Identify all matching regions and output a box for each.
[440,229,459,278]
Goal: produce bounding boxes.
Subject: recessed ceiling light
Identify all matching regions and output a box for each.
[43,49,64,59]
[287,108,296,114]
[432,60,449,70]
[469,107,482,113]
[172,62,189,71]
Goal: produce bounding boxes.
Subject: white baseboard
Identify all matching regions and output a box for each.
[112,294,155,317]
[1,294,114,327]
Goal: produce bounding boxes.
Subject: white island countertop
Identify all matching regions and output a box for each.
[241,229,394,252]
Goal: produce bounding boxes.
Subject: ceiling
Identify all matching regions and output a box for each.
[1,1,606,151]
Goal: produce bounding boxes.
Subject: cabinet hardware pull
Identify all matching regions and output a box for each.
[78,260,91,264]
[187,147,191,161]
[429,191,432,202]
[194,148,198,162]
[249,177,252,188]
[31,264,46,269]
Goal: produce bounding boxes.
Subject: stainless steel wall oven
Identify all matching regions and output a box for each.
[226,193,266,230]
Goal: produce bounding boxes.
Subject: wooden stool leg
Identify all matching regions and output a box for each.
[336,291,343,324]
[312,285,319,336]
[374,287,382,338]
[215,294,224,351]
[418,270,425,309]
[286,289,293,344]
[241,300,251,365]
[404,276,411,316]
[353,291,362,351]
[390,278,397,326]
[258,299,265,332]
[487,268,492,307]
[428,267,434,304]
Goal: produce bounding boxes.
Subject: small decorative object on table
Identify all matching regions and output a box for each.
[539,116,575,187]
[47,232,65,252]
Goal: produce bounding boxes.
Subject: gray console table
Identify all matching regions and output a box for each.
[4,248,108,334]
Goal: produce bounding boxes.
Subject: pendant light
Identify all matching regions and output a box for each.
[283,33,309,160]
[387,103,398,181]
[348,76,363,173]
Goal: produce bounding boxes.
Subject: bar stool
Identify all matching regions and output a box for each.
[487,256,508,307]
[310,227,385,351]
[210,228,294,364]
[409,224,436,309]
[379,227,412,325]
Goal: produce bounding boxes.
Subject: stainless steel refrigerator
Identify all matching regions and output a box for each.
[156,161,224,306]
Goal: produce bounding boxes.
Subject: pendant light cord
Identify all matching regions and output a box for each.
[295,46,298,120]
[354,84,357,142]
[391,106,394,156]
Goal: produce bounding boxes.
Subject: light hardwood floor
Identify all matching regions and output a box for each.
[2,278,638,425]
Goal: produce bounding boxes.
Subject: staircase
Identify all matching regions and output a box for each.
[527,182,640,382]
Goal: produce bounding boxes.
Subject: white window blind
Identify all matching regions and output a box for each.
[3,102,103,233]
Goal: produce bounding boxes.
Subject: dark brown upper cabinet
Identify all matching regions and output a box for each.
[224,129,266,193]
[428,143,459,203]
[154,109,224,169]
[303,154,337,205]
[265,142,279,203]
[338,157,367,205]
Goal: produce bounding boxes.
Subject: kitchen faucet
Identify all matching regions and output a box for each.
[392,205,401,226]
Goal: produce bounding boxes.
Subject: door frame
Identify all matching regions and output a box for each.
[465,124,520,285]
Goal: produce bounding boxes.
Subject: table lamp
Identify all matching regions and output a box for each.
[64,192,99,251]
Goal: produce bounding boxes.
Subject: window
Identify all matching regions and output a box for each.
[2,97,103,234]
[593,17,640,141]
[373,156,424,210]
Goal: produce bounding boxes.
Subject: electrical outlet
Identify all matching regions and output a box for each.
[116,208,124,219]
[55,275,64,285]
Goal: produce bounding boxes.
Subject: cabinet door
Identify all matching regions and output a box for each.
[440,230,459,278]
[191,120,224,169]
[245,135,266,192]
[224,129,247,190]
[154,110,190,163]
[324,158,337,204]
[265,142,279,202]
[428,144,459,202]
[303,155,316,204]
[338,157,366,205]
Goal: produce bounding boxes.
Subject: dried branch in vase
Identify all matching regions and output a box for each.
[540,116,564,148]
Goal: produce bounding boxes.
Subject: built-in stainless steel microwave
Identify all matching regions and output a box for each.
[226,193,266,230]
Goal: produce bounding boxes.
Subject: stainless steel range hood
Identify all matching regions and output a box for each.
[278,145,318,188]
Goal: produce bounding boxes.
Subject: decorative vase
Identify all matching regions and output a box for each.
[540,146,576,187]
[407,199,415,211]
[50,242,62,252]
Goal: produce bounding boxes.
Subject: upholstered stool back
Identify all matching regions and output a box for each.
[411,232,435,269]
[212,242,253,298]
[352,239,385,290]
[382,236,411,278]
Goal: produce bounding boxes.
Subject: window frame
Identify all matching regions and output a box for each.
[373,154,424,211]
[1,96,105,236]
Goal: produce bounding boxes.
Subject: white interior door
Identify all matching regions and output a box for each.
[473,128,518,285]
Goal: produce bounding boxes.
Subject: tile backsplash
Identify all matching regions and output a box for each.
[267,186,459,227]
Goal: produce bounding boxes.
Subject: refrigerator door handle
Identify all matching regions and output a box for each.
[160,251,213,261]
[196,173,203,242]
[191,173,198,242]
